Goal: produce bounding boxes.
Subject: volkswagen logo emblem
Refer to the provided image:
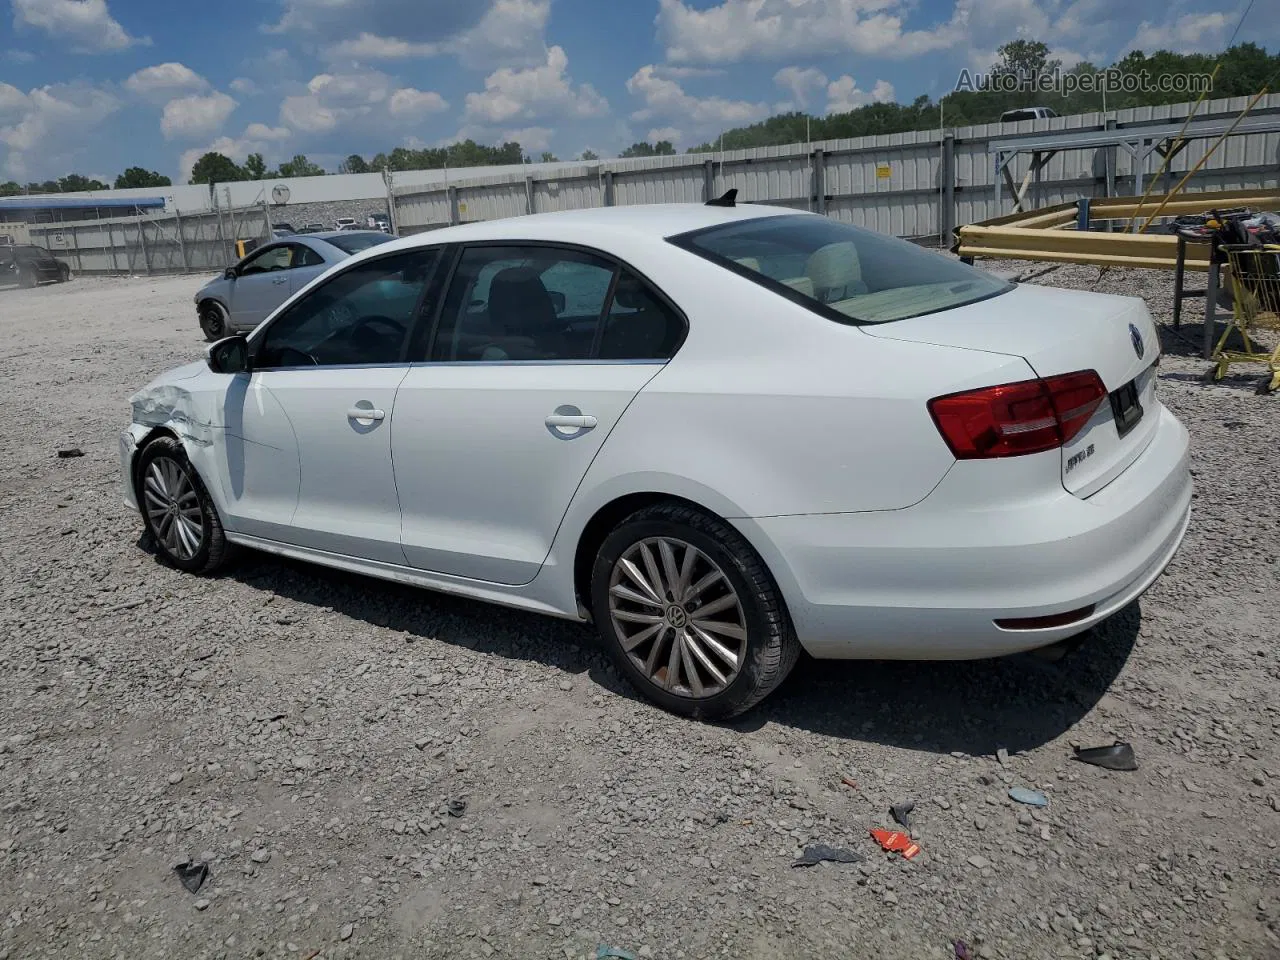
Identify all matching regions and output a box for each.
[665,605,688,629]
[1129,323,1145,359]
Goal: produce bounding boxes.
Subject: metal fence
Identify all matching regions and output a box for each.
[392,93,1280,240]
[26,203,271,276]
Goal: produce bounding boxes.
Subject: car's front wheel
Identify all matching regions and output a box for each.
[590,501,800,720]
[135,436,234,574]
[199,301,228,341]
[17,265,36,289]
[57,264,71,282]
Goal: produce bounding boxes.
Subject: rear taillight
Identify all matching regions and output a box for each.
[928,370,1107,459]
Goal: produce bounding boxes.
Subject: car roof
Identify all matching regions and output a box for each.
[305,230,385,241]
[360,202,800,255]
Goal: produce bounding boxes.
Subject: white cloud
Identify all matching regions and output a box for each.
[230,78,259,96]
[502,125,553,151]
[125,63,208,101]
[626,64,769,145]
[331,0,552,70]
[244,122,291,141]
[11,0,148,53]
[161,92,238,140]
[774,66,828,109]
[1126,12,1231,54]
[6,49,37,64]
[0,82,121,179]
[177,124,294,185]
[825,75,896,114]
[646,126,681,144]
[656,0,963,64]
[463,46,607,125]
[388,87,449,117]
[280,69,449,136]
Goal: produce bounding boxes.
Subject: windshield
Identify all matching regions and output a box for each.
[670,214,1012,324]
[325,232,395,254]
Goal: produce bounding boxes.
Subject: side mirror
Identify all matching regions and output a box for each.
[224,266,237,280]
[206,335,249,374]
[549,290,566,314]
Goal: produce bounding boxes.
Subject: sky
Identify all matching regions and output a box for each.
[0,0,1271,185]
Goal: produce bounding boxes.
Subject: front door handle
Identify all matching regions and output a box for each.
[545,414,597,429]
[272,277,288,285]
[347,405,385,422]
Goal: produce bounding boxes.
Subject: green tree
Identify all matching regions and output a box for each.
[243,153,268,179]
[341,154,370,174]
[0,181,21,197]
[114,167,172,189]
[539,151,559,162]
[620,140,675,158]
[276,154,325,177]
[58,174,108,192]
[190,152,247,185]
[994,39,1057,77]
[579,149,599,161]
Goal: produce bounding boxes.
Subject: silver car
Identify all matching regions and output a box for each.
[194,231,395,340]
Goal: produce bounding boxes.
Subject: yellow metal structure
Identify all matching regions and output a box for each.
[1210,245,1280,394]
[954,187,1280,272]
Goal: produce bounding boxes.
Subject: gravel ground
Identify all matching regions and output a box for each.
[0,266,1277,960]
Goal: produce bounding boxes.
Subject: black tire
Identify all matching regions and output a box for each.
[199,301,228,342]
[17,266,36,289]
[589,501,800,720]
[134,436,235,574]
[57,265,71,282]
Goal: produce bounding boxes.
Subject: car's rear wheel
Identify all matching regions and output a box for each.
[57,264,71,282]
[17,265,36,289]
[590,501,800,719]
[199,301,228,341]
[135,436,234,574]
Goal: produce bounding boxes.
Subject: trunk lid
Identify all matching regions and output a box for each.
[862,284,1160,498]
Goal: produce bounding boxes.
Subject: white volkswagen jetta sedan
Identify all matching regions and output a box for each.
[120,198,1192,718]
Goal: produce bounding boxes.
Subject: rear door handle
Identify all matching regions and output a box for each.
[347,406,385,422]
[272,277,288,285]
[545,414,597,429]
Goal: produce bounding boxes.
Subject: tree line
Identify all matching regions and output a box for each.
[686,41,1278,152]
[1,167,172,196]
[4,40,1272,194]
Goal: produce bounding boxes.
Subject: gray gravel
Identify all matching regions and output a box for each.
[0,267,1278,960]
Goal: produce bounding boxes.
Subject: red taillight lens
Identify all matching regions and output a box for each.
[928,370,1107,459]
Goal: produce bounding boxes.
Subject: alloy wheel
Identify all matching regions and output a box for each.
[607,536,747,699]
[201,305,225,339]
[143,456,205,561]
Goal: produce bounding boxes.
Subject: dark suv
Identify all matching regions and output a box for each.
[0,243,72,288]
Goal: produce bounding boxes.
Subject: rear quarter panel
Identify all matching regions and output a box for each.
[561,237,1034,521]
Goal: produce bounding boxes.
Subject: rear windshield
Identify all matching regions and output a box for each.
[325,232,395,254]
[670,214,1012,324]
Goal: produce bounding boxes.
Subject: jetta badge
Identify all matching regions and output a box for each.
[1129,323,1145,359]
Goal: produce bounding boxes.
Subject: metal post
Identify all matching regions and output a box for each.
[1133,138,1144,202]
[1173,234,1187,328]
[260,198,272,242]
[994,150,1003,211]
[1076,198,1091,232]
[174,208,189,271]
[137,218,151,274]
[940,136,955,243]
[1103,117,1116,200]
[70,224,82,275]
[109,221,121,274]
[703,159,715,202]
[1203,258,1220,360]
[525,175,535,215]
[813,148,826,216]
[603,170,615,206]
[447,185,459,225]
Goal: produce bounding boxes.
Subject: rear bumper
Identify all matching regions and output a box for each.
[737,405,1192,660]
